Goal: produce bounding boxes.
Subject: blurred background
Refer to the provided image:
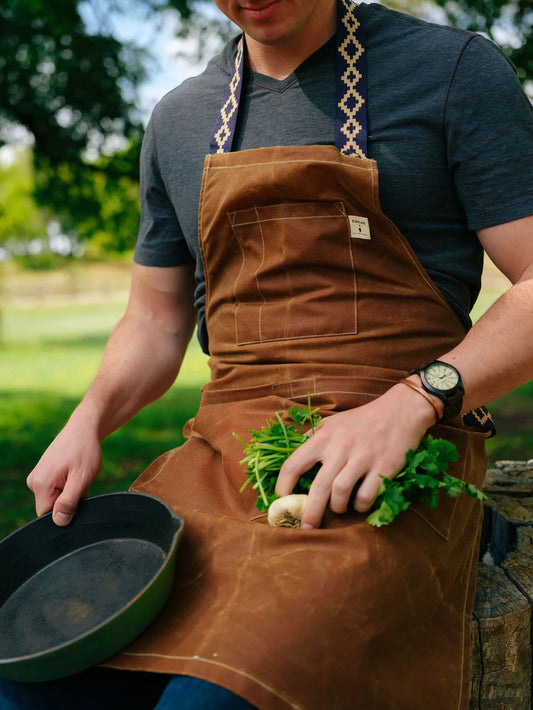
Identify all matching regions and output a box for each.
[1,0,532,537]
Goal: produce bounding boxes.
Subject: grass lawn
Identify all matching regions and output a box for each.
[1,259,531,538]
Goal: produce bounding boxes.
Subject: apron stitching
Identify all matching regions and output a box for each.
[344,211,359,333]
[370,161,380,211]
[230,214,347,227]
[207,157,377,171]
[290,377,317,398]
[457,521,477,710]
[198,159,211,311]
[456,438,483,710]
[118,653,304,709]
[130,463,167,489]
[237,331,359,344]
[135,450,181,490]
[253,205,267,342]
[409,504,454,541]
[292,388,381,399]
[334,202,358,331]
[395,233,467,329]
[201,376,403,399]
[230,217,247,346]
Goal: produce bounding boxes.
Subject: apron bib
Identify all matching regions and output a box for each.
[106,3,489,708]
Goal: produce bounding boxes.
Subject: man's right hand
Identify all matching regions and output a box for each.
[26,416,102,526]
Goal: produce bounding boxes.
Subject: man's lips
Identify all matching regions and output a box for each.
[240,0,282,21]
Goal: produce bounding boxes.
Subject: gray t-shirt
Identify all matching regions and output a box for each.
[134,2,533,354]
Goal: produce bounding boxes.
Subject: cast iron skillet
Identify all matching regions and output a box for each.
[0,491,184,683]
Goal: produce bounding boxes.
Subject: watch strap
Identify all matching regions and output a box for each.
[398,379,444,423]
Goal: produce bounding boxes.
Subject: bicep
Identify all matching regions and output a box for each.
[478,214,533,285]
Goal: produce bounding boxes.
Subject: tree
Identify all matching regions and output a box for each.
[0,0,148,165]
[34,142,143,256]
[0,0,142,253]
[432,0,533,93]
[0,0,215,255]
[0,149,48,248]
[0,0,225,168]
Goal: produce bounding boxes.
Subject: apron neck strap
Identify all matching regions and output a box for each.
[210,0,367,158]
[336,0,367,158]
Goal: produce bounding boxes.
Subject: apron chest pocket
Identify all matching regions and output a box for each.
[227,201,359,345]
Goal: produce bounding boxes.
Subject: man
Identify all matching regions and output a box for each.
[7,0,533,708]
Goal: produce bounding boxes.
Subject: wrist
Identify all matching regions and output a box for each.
[68,398,107,443]
[398,376,445,424]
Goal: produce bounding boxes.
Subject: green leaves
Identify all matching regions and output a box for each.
[366,481,409,527]
[235,400,320,512]
[368,434,486,527]
[237,403,486,525]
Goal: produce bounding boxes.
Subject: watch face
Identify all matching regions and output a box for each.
[424,362,459,391]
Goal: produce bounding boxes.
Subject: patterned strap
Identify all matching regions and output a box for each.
[336,0,367,158]
[462,406,497,438]
[210,37,245,155]
[209,0,367,158]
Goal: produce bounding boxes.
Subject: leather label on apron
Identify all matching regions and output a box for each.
[349,214,371,239]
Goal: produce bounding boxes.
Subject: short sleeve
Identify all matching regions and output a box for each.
[134,117,194,267]
[445,35,533,231]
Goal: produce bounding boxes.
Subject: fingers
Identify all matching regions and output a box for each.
[26,465,65,518]
[275,421,409,529]
[350,471,385,514]
[26,438,102,526]
[27,466,91,526]
[300,465,389,528]
[276,434,362,529]
[276,435,324,497]
[276,425,355,528]
[301,462,351,529]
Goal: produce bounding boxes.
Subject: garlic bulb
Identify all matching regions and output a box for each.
[267,494,309,528]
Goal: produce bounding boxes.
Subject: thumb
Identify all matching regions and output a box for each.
[52,482,88,527]
[52,509,73,527]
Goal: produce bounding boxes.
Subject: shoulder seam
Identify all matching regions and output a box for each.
[442,34,477,132]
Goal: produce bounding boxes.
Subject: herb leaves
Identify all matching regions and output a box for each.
[367,434,485,526]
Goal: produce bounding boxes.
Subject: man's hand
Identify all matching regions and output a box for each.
[275,382,437,529]
[26,415,102,526]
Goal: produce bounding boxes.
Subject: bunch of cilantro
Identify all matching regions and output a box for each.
[237,403,485,527]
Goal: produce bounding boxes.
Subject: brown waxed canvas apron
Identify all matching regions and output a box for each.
[105,2,490,708]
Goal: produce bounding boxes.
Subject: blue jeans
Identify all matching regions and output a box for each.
[0,669,257,710]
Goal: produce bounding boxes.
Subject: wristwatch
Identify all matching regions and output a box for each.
[407,360,464,421]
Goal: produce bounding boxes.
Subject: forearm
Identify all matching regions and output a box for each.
[70,305,194,442]
[440,268,533,412]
